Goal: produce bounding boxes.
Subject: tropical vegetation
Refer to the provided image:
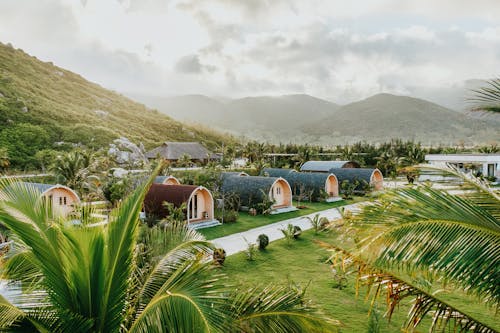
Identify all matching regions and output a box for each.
[469,78,500,113]
[322,166,500,332]
[0,176,335,332]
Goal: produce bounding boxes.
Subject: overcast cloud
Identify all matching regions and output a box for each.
[0,0,499,107]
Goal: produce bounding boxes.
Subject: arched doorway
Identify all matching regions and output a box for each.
[370,169,384,190]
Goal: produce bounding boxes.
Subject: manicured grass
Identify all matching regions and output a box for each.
[199,198,363,240]
[221,230,500,333]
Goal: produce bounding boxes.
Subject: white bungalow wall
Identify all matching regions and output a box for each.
[45,188,78,216]
[270,181,292,208]
[325,175,339,197]
[188,189,214,223]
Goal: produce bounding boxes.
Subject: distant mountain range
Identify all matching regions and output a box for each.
[133,92,499,145]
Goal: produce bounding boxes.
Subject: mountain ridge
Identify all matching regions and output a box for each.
[133,91,498,145]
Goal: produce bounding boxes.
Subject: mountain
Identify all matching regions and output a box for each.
[0,43,232,168]
[133,93,340,142]
[301,93,499,145]
[134,91,498,145]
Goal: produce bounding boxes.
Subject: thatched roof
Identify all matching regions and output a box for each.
[261,169,335,199]
[261,168,296,178]
[220,171,249,182]
[329,168,382,192]
[221,175,280,207]
[287,172,335,198]
[144,184,198,217]
[145,142,217,160]
[300,160,360,172]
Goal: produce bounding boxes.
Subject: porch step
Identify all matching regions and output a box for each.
[325,197,343,203]
[189,219,221,230]
[270,206,299,214]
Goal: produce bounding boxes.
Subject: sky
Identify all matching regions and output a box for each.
[0,0,499,106]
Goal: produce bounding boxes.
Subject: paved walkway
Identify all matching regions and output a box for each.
[212,203,364,255]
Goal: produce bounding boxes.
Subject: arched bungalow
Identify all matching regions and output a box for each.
[220,171,249,181]
[17,183,80,216]
[300,160,360,172]
[261,168,340,202]
[144,184,218,228]
[261,168,297,178]
[329,168,384,192]
[221,175,295,213]
[154,175,181,185]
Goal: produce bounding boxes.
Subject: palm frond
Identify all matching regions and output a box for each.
[99,168,159,332]
[417,165,500,219]
[467,78,500,113]
[358,184,499,232]
[228,285,337,333]
[0,293,27,329]
[0,180,77,317]
[130,258,228,333]
[361,271,498,333]
[317,241,499,333]
[368,220,500,304]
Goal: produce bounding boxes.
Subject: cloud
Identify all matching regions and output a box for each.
[1,0,500,106]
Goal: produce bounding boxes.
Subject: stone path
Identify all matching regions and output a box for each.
[211,202,364,256]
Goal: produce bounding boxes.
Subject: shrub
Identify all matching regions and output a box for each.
[340,179,358,200]
[212,248,226,266]
[281,224,302,245]
[215,209,239,223]
[257,234,269,250]
[305,214,330,234]
[293,225,302,239]
[280,224,295,245]
[244,238,257,261]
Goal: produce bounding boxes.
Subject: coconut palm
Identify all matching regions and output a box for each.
[352,166,500,330]
[0,177,334,332]
[0,148,9,172]
[51,150,92,190]
[468,78,500,113]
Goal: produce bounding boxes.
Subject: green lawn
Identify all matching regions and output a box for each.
[199,199,363,240]
[221,230,500,333]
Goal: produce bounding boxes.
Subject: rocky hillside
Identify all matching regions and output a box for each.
[0,42,232,168]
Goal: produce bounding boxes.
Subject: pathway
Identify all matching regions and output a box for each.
[212,202,365,256]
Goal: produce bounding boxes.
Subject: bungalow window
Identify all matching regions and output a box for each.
[64,197,67,205]
[276,187,281,195]
[59,197,63,206]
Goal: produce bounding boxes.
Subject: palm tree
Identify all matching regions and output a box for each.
[0,176,334,332]
[51,150,91,190]
[0,148,9,172]
[349,166,500,331]
[468,78,500,113]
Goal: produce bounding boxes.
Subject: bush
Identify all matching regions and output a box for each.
[215,209,239,223]
[244,238,257,261]
[305,214,330,234]
[293,225,302,239]
[212,248,226,266]
[280,224,302,245]
[340,179,358,200]
[257,234,269,250]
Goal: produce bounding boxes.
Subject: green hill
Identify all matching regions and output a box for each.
[0,42,232,168]
[301,93,499,145]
